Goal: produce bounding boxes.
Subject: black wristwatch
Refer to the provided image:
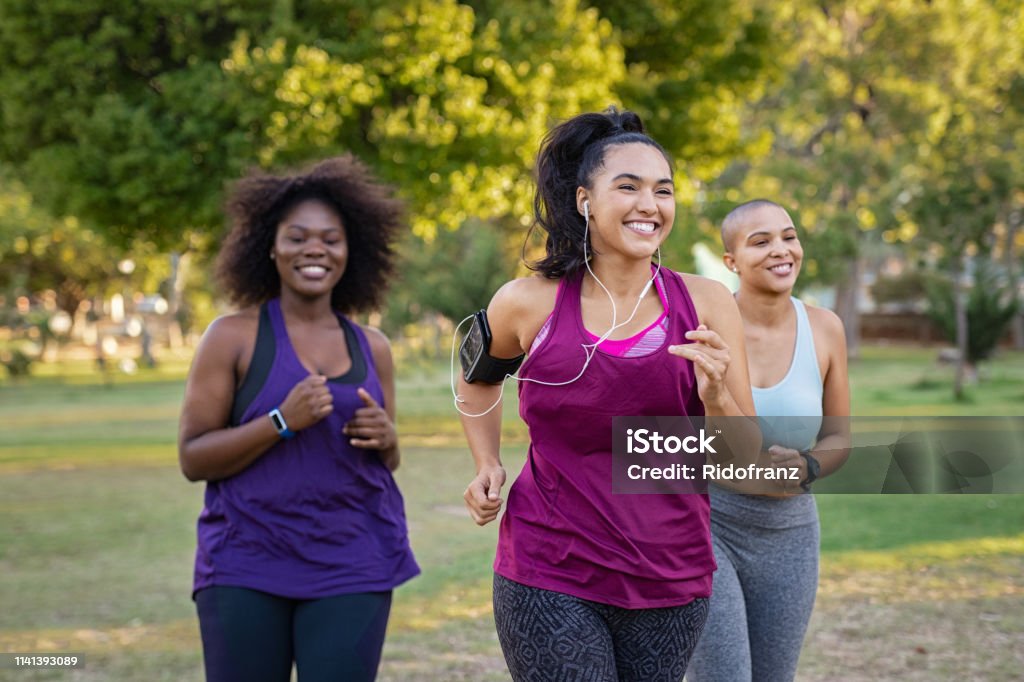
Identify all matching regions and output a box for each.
[799,451,820,492]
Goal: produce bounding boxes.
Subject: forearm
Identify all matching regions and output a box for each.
[703,392,761,468]
[379,444,401,471]
[179,416,281,482]
[810,427,852,479]
[457,379,504,471]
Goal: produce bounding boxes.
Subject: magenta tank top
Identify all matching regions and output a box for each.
[495,268,714,608]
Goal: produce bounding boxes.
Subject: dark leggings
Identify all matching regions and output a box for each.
[493,574,709,682]
[195,586,392,682]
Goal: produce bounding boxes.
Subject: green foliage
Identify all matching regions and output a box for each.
[0,1,278,248]
[0,1,782,252]
[584,0,780,184]
[1,0,1019,334]
[390,218,516,325]
[926,261,1019,364]
[0,169,115,313]
[696,0,1023,296]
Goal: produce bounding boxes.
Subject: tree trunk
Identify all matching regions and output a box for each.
[166,251,189,350]
[833,256,862,360]
[1004,207,1023,350]
[952,256,969,400]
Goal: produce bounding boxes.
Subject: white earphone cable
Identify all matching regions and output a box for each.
[451,207,662,418]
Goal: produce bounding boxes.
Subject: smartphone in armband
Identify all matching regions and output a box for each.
[460,309,525,384]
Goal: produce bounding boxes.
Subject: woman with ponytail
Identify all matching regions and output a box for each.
[456,108,757,681]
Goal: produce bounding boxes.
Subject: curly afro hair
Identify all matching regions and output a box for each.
[215,155,405,314]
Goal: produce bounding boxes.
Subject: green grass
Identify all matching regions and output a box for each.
[850,345,1024,416]
[0,346,1021,680]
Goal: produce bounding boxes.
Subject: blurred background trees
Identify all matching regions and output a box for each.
[0,0,1020,394]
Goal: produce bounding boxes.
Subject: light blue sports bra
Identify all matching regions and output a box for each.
[752,298,823,452]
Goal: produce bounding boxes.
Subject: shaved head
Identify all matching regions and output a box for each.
[721,199,787,252]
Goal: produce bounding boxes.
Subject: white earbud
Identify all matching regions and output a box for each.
[451,195,661,419]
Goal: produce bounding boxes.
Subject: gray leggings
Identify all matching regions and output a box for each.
[686,488,819,682]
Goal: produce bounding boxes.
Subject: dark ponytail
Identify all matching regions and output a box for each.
[527,107,671,278]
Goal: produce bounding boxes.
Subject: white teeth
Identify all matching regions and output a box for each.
[625,222,656,233]
[299,266,327,275]
[769,264,792,273]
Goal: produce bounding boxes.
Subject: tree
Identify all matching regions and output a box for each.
[894,0,1022,397]
[0,0,619,248]
[699,0,1023,366]
[0,169,118,318]
[926,260,1018,371]
[0,1,785,325]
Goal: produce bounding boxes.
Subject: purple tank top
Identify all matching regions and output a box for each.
[495,268,714,608]
[193,299,419,598]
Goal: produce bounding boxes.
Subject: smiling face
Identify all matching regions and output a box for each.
[271,198,348,300]
[724,204,803,294]
[577,142,675,262]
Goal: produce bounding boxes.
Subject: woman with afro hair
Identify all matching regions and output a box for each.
[179,155,419,682]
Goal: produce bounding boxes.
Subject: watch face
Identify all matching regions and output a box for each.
[270,411,286,431]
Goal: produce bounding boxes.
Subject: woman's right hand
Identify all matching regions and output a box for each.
[278,375,334,432]
[464,464,507,526]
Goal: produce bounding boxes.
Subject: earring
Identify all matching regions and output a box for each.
[270,253,276,260]
[731,267,738,273]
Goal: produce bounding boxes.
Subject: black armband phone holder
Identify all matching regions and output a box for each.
[460,309,525,384]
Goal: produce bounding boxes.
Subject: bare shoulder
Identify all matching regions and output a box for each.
[490,275,559,315]
[678,273,736,323]
[187,308,260,381]
[357,324,393,358]
[805,304,846,343]
[489,274,560,355]
[198,308,258,351]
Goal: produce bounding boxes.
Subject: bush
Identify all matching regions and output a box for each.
[926,260,1018,364]
[0,347,33,377]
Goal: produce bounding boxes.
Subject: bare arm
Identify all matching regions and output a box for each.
[764,307,852,493]
[178,315,332,482]
[459,277,555,525]
[810,307,852,478]
[669,276,761,466]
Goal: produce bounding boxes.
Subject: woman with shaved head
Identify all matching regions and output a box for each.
[686,199,851,682]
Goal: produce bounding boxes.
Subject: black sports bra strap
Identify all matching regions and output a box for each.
[230,303,276,426]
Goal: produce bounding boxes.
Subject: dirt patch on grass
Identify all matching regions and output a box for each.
[799,551,1024,680]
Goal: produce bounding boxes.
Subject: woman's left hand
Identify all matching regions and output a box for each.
[768,444,807,494]
[668,324,732,408]
[343,388,397,451]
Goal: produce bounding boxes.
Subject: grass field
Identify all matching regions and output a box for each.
[0,345,1022,681]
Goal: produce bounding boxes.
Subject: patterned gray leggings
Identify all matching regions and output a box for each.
[493,573,709,682]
